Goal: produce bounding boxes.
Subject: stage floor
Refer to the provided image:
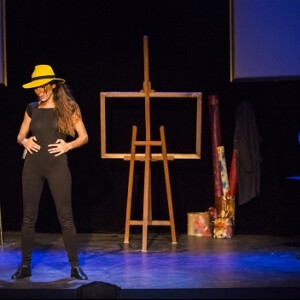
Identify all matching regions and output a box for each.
[0,231,300,299]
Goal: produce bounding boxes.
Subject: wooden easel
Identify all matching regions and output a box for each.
[123,36,177,251]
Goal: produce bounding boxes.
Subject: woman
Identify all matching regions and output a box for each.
[11,65,89,280]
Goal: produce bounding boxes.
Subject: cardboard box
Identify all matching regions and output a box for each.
[187,212,211,236]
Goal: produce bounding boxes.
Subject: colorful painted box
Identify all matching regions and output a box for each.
[187,212,211,237]
[212,217,234,239]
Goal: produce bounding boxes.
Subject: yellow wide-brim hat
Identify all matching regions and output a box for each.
[22,64,65,89]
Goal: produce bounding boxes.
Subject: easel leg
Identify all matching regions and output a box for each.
[124,126,137,244]
[0,203,3,247]
[160,126,177,244]
[142,142,151,252]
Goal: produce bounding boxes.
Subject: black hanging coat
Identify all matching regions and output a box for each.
[234,101,262,205]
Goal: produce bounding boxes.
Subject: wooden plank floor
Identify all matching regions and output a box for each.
[0,231,300,298]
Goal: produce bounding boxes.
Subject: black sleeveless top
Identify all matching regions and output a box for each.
[25,101,67,162]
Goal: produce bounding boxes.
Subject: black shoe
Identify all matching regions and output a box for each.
[71,266,88,280]
[11,266,31,280]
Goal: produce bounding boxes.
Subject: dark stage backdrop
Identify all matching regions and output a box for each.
[1,0,300,236]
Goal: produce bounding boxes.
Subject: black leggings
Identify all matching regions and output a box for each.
[21,154,78,268]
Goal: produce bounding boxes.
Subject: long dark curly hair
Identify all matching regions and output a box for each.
[52,82,82,137]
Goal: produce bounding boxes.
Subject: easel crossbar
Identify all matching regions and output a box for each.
[129,220,171,226]
[135,141,162,146]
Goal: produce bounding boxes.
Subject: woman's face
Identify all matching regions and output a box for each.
[34,83,56,103]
